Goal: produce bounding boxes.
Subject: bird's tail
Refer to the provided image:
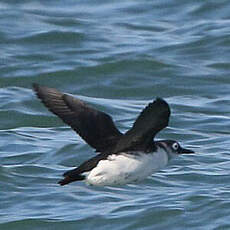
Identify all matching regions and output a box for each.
[58,153,108,186]
[58,174,85,186]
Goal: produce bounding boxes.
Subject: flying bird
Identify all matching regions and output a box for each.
[33,84,194,186]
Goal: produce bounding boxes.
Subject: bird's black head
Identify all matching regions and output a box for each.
[156,140,194,158]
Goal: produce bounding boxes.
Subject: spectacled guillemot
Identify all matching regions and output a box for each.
[33,84,194,186]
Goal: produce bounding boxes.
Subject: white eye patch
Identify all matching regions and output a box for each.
[172,142,179,151]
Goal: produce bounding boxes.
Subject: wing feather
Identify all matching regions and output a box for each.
[33,84,122,152]
[112,98,170,153]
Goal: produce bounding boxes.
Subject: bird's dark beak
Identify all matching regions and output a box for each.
[179,147,194,154]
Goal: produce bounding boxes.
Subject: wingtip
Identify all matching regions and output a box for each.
[32,83,45,96]
[32,83,39,91]
[155,97,167,104]
[32,83,53,92]
[155,97,170,108]
[156,97,163,100]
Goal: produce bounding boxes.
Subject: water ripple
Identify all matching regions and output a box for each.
[1,0,230,229]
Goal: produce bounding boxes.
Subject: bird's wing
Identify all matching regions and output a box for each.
[112,98,170,153]
[33,84,123,152]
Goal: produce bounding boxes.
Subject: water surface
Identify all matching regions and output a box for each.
[1,1,230,229]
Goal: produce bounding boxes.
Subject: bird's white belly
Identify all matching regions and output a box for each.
[86,149,169,186]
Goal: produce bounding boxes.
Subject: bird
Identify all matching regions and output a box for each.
[33,83,194,187]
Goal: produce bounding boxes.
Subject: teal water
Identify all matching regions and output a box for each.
[1,1,230,229]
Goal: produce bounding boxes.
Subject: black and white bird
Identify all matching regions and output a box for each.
[33,84,194,186]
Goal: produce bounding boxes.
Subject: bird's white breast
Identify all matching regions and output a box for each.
[86,148,169,186]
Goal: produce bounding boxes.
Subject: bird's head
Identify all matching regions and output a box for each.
[156,140,194,158]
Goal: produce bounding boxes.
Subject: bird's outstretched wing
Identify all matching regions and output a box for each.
[112,98,170,153]
[33,84,123,152]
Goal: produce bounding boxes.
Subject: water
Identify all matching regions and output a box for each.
[1,0,230,229]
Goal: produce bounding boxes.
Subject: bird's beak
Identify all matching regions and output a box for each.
[179,147,194,154]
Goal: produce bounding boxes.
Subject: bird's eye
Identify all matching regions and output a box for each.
[172,142,179,151]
